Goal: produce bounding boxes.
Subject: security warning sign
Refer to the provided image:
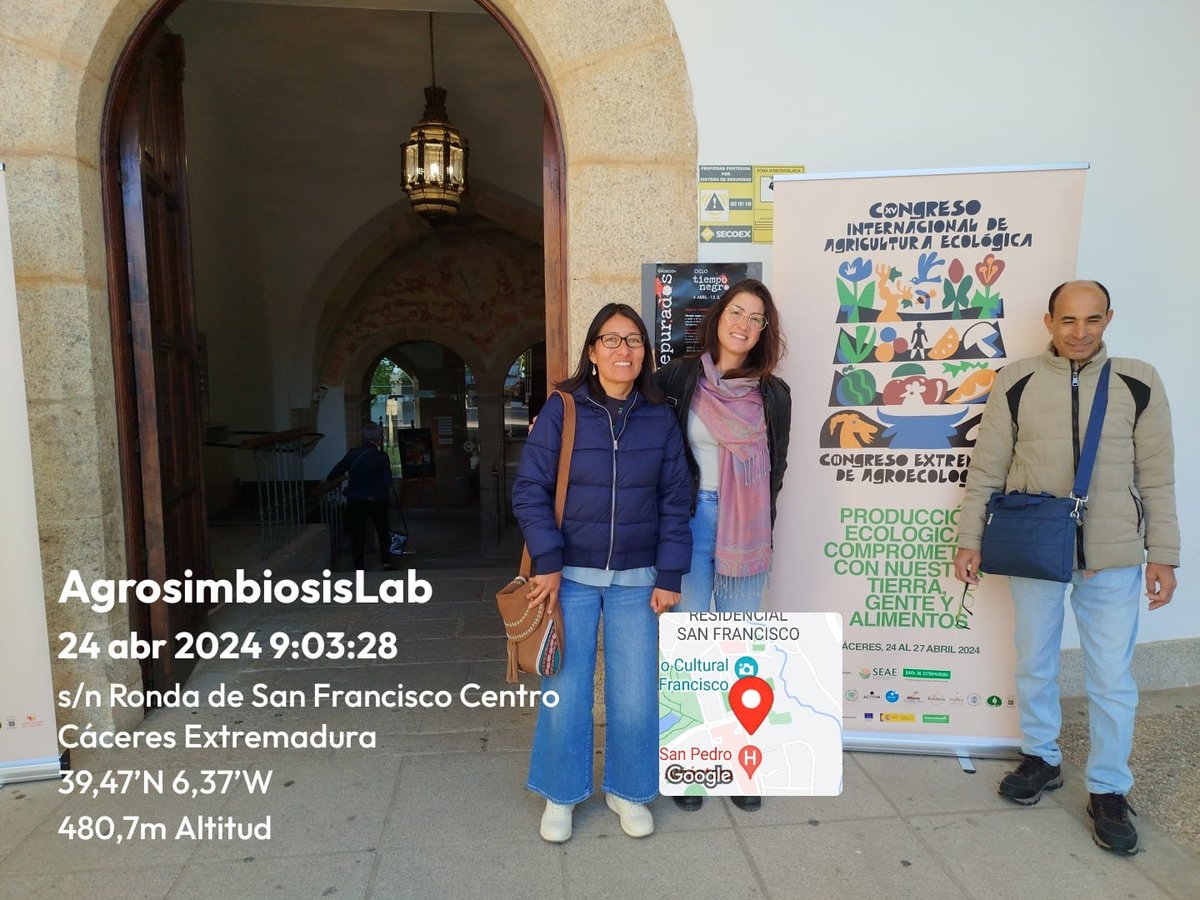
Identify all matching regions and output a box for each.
[698,165,805,244]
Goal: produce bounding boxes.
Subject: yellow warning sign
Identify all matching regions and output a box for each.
[698,165,805,243]
[700,189,730,221]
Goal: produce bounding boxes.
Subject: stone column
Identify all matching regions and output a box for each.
[473,369,508,544]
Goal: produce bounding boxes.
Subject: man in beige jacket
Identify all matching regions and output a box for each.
[954,280,1179,856]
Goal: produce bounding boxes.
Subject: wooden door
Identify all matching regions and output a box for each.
[542,104,567,386]
[113,27,209,690]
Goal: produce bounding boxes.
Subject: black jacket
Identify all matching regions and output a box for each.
[326,444,393,502]
[655,357,792,526]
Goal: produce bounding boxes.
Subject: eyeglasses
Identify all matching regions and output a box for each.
[724,305,768,331]
[955,583,976,628]
[596,333,645,349]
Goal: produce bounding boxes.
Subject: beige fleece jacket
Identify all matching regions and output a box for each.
[958,344,1179,570]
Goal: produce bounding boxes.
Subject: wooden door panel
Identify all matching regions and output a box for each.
[118,28,209,690]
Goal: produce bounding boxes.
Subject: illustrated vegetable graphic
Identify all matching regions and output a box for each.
[946,369,996,403]
[836,366,877,406]
[837,326,877,364]
[928,327,960,360]
[882,375,948,406]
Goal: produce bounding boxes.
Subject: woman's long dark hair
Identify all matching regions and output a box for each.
[696,278,787,379]
[558,303,663,402]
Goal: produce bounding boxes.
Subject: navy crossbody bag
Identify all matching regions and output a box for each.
[979,362,1111,583]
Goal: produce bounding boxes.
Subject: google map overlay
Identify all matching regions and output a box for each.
[659,612,843,796]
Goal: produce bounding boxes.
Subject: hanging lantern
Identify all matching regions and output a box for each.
[402,14,468,223]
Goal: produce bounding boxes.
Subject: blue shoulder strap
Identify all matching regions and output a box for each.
[1071,361,1111,506]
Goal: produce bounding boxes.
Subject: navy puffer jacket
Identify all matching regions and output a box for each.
[512,385,693,591]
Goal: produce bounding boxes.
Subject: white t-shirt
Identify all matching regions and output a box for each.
[688,409,721,491]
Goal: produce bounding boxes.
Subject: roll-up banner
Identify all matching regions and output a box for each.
[0,165,62,783]
[768,165,1087,756]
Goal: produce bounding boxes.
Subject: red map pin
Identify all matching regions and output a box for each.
[738,745,762,779]
[729,676,773,735]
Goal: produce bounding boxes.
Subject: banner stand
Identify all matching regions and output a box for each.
[0,164,63,785]
[770,164,1088,759]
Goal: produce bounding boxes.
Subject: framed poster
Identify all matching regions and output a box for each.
[397,427,436,479]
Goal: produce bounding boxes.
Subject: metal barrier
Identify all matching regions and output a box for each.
[206,428,324,560]
[313,479,345,566]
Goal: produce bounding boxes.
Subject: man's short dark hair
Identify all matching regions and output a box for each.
[1048,280,1111,315]
[361,424,384,444]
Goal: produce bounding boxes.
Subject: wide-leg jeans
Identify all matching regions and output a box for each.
[526,578,659,805]
[1009,565,1142,794]
[676,490,763,614]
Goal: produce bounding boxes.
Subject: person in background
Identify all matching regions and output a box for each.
[656,277,791,814]
[326,423,394,571]
[954,280,1178,856]
[513,303,692,843]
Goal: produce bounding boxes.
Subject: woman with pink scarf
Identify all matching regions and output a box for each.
[655,278,792,814]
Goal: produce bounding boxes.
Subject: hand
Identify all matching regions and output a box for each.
[526,571,562,614]
[650,589,681,614]
[954,548,982,585]
[1145,563,1177,610]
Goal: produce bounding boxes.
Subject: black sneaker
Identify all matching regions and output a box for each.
[998,754,1063,805]
[673,795,703,811]
[1087,793,1138,855]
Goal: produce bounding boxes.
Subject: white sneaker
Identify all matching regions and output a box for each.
[539,800,574,843]
[605,793,654,838]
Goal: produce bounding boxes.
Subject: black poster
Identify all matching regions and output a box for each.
[641,262,762,367]
[396,427,435,479]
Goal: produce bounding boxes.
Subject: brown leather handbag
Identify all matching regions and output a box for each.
[496,390,575,683]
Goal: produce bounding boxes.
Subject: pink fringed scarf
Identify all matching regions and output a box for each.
[691,354,772,593]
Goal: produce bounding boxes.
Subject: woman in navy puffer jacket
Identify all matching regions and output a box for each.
[513,303,692,844]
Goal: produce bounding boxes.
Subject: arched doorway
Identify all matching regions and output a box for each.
[101,0,567,687]
[13,0,695,721]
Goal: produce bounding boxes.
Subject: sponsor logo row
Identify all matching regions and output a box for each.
[846,689,1015,708]
[854,713,952,724]
[857,667,952,680]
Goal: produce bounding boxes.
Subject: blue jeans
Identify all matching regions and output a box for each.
[676,491,763,614]
[1009,566,1141,794]
[526,578,659,804]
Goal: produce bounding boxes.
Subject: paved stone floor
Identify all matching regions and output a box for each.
[1,566,1197,899]
[1060,686,1200,856]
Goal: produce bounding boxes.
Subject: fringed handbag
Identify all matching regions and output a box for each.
[496,390,574,683]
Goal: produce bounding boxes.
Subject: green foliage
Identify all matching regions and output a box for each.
[941,361,990,376]
[836,278,877,324]
[970,287,1002,318]
[371,358,398,396]
[942,274,974,318]
[837,326,878,364]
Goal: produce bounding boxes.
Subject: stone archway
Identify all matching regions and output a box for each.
[287,181,544,409]
[328,221,546,539]
[321,223,545,387]
[0,0,696,727]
